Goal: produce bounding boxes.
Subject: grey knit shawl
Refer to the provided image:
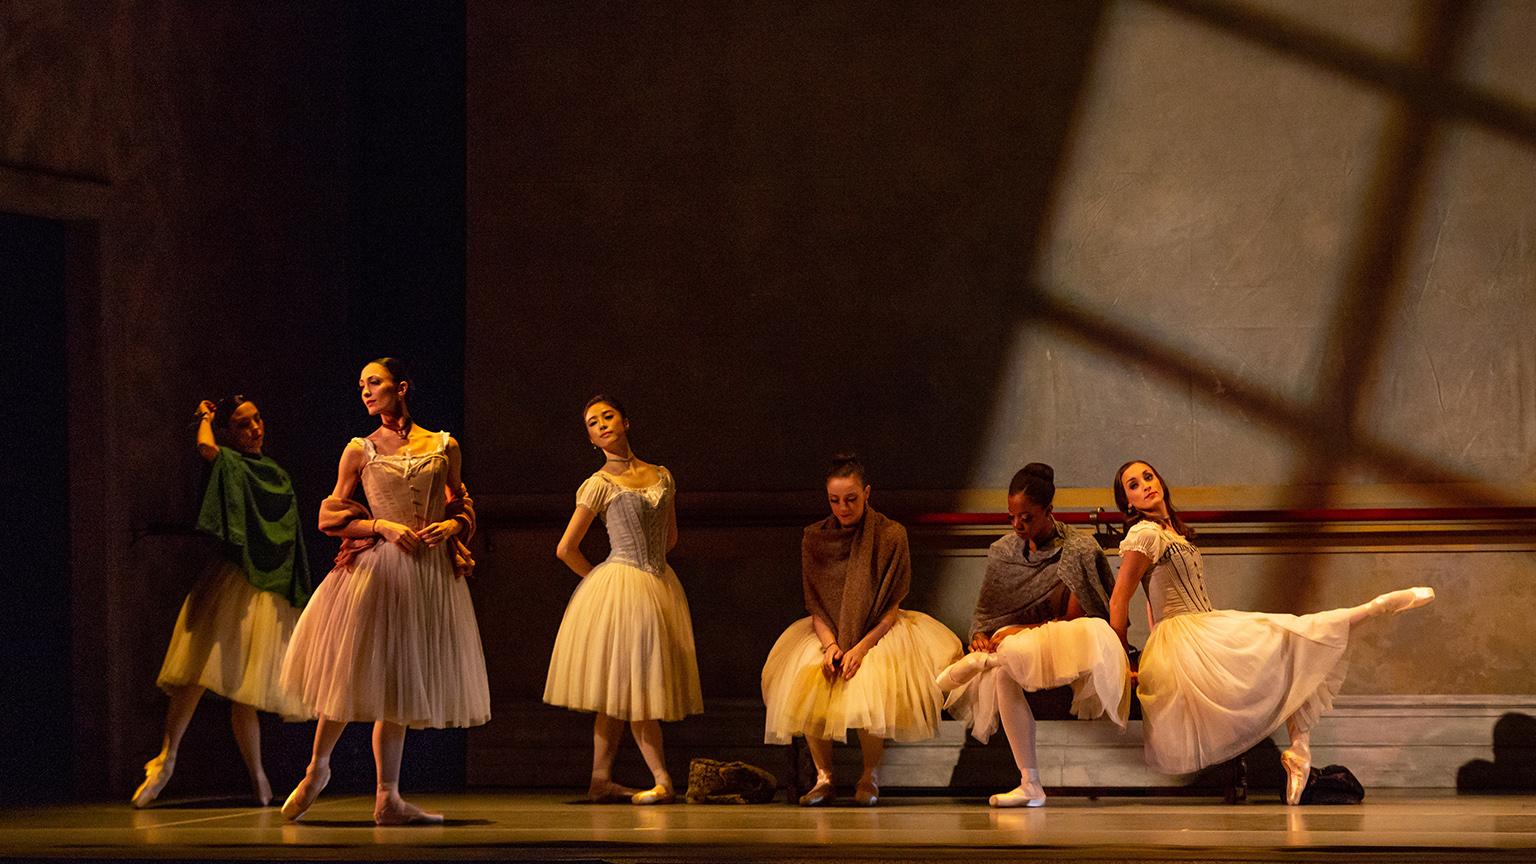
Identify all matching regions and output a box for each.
[968,521,1116,639]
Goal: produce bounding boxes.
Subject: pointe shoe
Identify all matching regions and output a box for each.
[280,764,330,822]
[588,780,642,803]
[854,777,879,807]
[989,781,1046,808]
[935,651,995,692]
[1281,745,1311,806]
[1370,587,1436,616]
[797,778,836,806]
[374,794,445,826]
[631,784,675,805]
[131,755,175,808]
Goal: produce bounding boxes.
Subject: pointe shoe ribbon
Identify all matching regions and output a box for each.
[131,755,175,809]
[631,784,676,805]
[280,764,330,822]
[935,651,995,692]
[797,778,836,806]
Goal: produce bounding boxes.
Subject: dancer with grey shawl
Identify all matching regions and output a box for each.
[761,455,961,806]
[935,464,1129,807]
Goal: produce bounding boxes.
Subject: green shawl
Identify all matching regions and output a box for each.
[197,447,312,607]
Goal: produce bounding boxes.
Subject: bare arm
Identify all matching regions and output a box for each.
[194,400,219,461]
[555,506,598,578]
[809,614,843,680]
[1110,551,1152,647]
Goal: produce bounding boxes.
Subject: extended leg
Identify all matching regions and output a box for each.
[1344,587,1436,625]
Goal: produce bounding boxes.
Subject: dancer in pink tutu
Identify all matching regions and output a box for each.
[133,395,314,808]
[544,395,703,805]
[279,358,489,825]
[1108,460,1435,804]
[934,463,1129,808]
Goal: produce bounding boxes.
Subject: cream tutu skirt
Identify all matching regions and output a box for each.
[943,618,1130,744]
[761,611,962,744]
[1137,608,1351,773]
[280,542,490,729]
[543,560,703,722]
[157,560,311,720]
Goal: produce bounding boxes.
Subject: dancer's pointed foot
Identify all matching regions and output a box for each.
[280,763,330,822]
[1370,587,1435,616]
[131,754,175,809]
[587,779,642,803]
[854,776,879,807]
[798,778,836,806]
[374,791,444,825]
[1281,744,1311,806]
[936,651,996,692]
[989,780,1047,808]
[251,770,273,807]
[631,783,675,805]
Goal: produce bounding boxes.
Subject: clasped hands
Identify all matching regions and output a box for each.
[373,518,462,554]
[819,641,871,681]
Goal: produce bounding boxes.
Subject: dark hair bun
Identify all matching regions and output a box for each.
[826,452,868,484]
[1023,462,1054,482]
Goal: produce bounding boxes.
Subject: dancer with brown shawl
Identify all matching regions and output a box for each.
[761,455,961,806]
[279,358,489,825]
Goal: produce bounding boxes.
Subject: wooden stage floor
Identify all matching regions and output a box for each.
[2,791,1534,863]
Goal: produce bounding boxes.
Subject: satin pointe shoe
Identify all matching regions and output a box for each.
[798,778,836,806]
[989,773,1046,808]
[587,779,642,803]
[130,754,175,809]
[631,784,676,805]
[935,651,996,692]
[1370,587,1436,615]
[854,777,879,807]
[1281,743,1312,806]
[374,793,445,826]
[280,763,330,822]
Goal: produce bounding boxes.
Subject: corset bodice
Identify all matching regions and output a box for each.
[595,474,672,575]
[355,434,449,529]
[1142,540,1213,623]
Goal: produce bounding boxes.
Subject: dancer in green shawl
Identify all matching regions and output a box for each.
[132,396,313,808]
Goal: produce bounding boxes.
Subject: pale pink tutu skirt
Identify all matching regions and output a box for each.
[280,542,490,729]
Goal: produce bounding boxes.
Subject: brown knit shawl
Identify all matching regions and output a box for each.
[318,480,477,578]
[801,507,910,648]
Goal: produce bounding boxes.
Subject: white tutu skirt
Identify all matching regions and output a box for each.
[543,560,703,722]
[761,611,962,744]
[280,542,490,729]
[157,560,312,720]
[1137,608,1351,773]
[944,617,1130,744]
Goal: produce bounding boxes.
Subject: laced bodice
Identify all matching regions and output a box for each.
[354,433,450,529]
[1121,521,1213,624]
[577,468,674,575]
